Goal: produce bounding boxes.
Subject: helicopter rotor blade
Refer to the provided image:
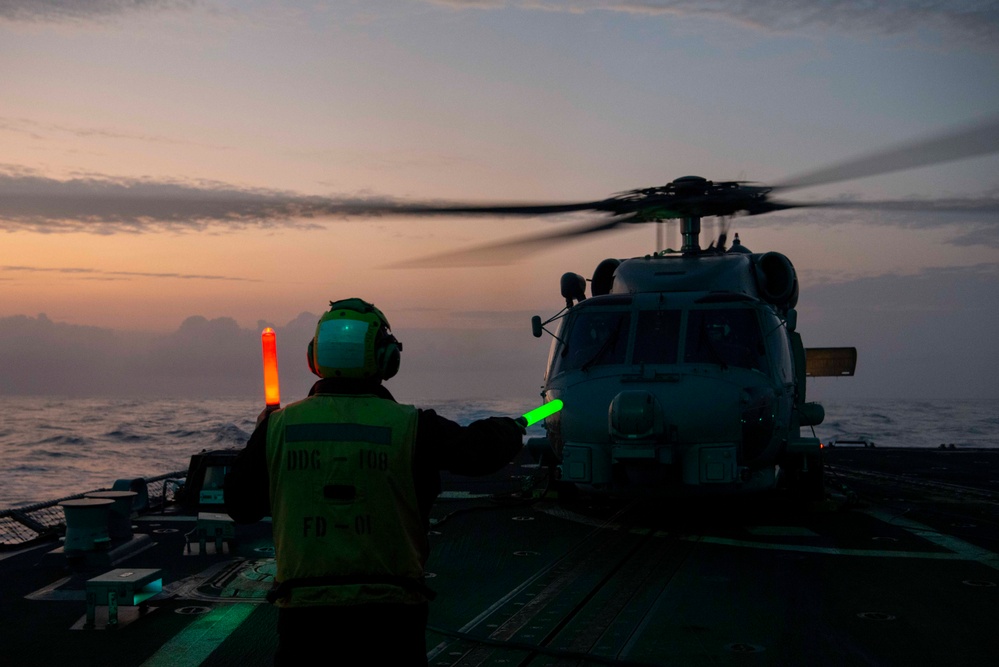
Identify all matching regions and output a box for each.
[331,200,608,217]
[388,216,625,268]
[8,116,999,258]
[754,196,999,215]
[372,202,601,216]
[773,115,999,191]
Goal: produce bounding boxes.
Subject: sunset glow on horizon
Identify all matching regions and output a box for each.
[2,1,998,400]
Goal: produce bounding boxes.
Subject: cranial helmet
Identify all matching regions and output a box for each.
[307,298,402,380]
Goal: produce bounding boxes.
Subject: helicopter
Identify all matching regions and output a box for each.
[521,187,850,501]
[344,116,999,500]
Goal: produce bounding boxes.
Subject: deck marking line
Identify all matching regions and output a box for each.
[535,505,623,530]
[140,602,256,667]
[681,535,968,560]
[427,503,634,662]
[438,491,493,499]
[25,575,76,601]
[863,508,999,571]
[137,515,272,523]
[745,525,819,537]
[427,554,558,662]
[427,555,553,661]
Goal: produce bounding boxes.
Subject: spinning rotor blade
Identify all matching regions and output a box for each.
[7,116,999,261]
[389,217,625,268]
[361,200,605,217]
[773,115,999,191]
[380,114,999,223]
[763,197,999,215]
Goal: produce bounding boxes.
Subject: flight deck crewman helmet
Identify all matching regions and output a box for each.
[307,298,402,380]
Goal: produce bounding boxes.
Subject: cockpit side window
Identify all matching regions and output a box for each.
[762,311,793,384]
[684,308,767,372]
[633,310,681,365]
[553,310,630,375]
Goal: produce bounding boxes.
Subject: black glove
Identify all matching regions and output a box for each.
[485,417,525,458]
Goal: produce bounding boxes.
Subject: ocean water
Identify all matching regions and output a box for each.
[0,396,996,508]
[0,395,526,508]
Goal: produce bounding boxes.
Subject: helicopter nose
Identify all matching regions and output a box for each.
[609,390,665,442]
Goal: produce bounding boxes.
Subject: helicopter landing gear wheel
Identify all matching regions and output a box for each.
[546,465,579,502]
[799,454,825,502]
[781,453,825,503]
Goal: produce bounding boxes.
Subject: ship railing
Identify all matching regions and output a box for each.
[0,470,187,550]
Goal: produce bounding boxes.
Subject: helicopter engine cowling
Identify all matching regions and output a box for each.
[787,276,799,309]
[753,252,797,307]
[591,259,620,297]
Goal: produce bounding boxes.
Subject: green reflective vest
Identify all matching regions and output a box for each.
[265,394,427,607]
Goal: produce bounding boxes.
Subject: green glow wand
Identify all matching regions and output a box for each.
[520,399,564,427]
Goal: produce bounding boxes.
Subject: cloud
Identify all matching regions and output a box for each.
[742,197,999,248]
[5,1,995,48]
[799,262,999,399]
[2,264,996,400]
[0,313,272,397]
[0,311,549,400]
[0,116,233,151]
[427,0,999,48]
[0,0,194,23]
[0,167,402,234]
[0,264,259,282]
[805,262,999,311]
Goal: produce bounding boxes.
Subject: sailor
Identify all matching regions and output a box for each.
[224,298,524,665]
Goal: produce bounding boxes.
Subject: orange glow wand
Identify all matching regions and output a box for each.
[261,327,281,408]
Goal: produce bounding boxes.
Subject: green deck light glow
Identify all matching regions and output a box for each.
[521,399,564,427]
[142,603,257,666]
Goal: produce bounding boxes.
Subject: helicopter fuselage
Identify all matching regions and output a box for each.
[533,250,824,497]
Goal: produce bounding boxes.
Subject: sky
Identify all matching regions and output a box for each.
[1,0,998,402]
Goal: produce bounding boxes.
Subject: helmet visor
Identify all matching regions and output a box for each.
[316,318,369,371]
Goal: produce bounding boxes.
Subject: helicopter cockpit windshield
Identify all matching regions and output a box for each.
[633,310,682,365]
[685,309,767,373]
[547,300,777,380]
[554,310,630,374]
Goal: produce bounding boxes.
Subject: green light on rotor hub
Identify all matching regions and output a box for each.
[521,399,564,427]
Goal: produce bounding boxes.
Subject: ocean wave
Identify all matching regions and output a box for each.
[164,428,201,438]
[26,449,90,462]
[866,413,894,424]
[1,395,996,507]
[34,435,89,447]
[105,428,146,442]
[212,423,251,446]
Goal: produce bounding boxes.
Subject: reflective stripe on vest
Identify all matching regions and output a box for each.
[265,394,426,607]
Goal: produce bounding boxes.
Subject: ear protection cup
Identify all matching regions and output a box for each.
[307,339,319,377]
[375,331,402,380]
